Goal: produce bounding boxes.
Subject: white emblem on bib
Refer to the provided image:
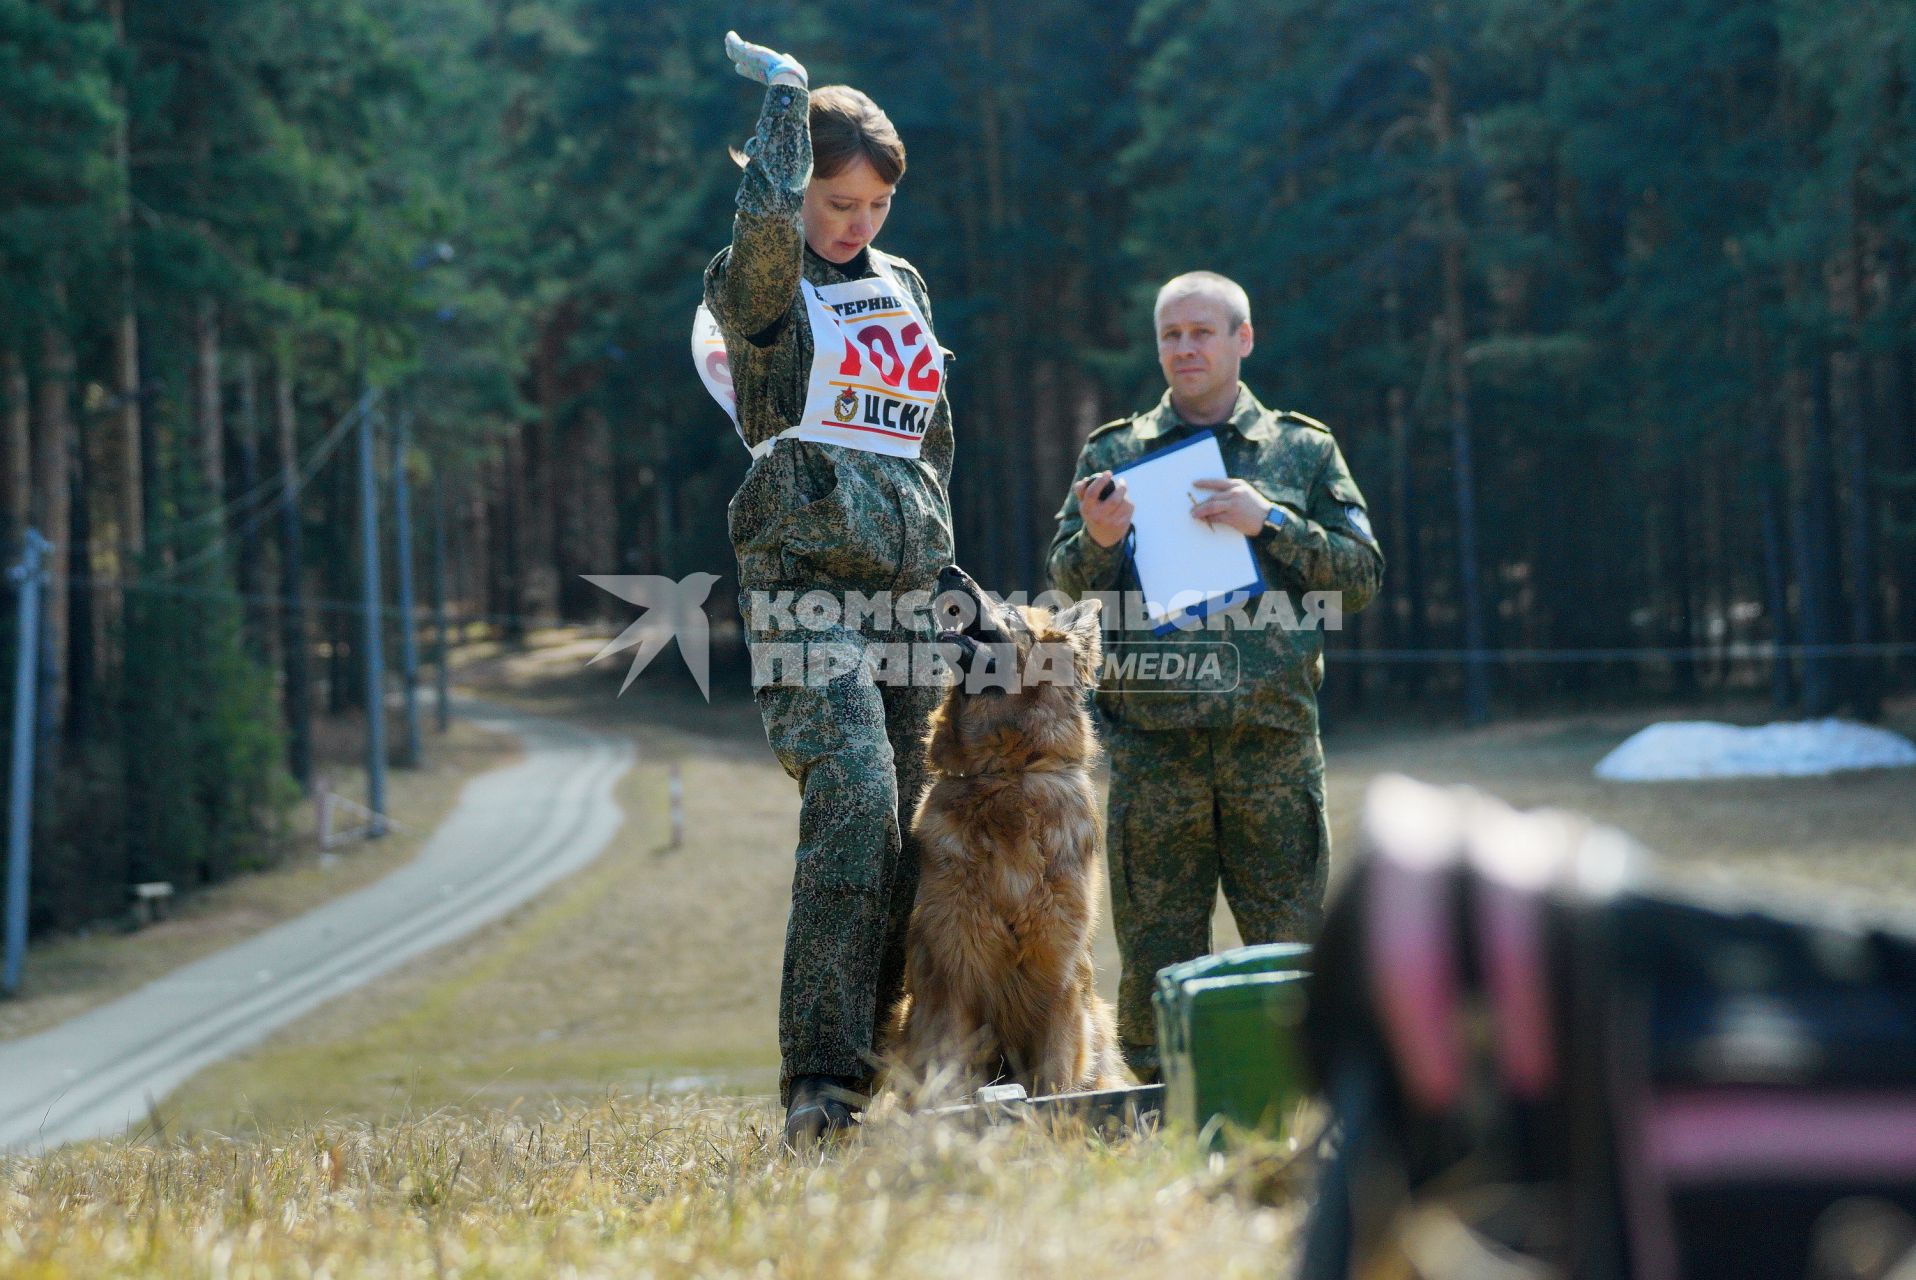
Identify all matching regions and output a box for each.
[692,262,944,461]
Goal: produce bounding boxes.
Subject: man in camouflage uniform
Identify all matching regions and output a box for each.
[1048,271,1383,1080]
[706,35,952,1141]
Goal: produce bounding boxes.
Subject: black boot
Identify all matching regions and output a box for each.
[782,1074,864,1153]
[1120,1040,1161,1085]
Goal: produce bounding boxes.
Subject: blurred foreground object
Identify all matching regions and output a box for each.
[1301,775,1916,1280]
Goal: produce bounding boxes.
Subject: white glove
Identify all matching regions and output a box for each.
[724,31,807,90]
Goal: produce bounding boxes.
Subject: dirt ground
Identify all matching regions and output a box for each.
[154,634,1916,1131]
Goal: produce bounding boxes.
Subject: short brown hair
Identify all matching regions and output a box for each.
[809,85,905,183]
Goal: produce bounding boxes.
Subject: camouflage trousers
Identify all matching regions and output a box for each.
[748,610,940,1107]
[1104,722,1329,1060]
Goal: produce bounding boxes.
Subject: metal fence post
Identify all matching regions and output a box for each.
[5,528,49,996]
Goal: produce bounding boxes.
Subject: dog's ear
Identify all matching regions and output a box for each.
[1052,596,1102,638]
[1051,598,1103,684]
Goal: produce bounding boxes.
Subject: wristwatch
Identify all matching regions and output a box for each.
[1261,501,1289,536]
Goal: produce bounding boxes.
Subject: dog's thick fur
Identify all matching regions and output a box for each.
[887,567,1127,1099]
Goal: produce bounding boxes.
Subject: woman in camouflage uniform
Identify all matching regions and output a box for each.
[698,33,954,1149]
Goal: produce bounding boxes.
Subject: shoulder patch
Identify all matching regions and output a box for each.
[1278,410,1333,434]
[1087,416,1135,441]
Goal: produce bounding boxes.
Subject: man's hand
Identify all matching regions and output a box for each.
[724,30,807,89]
[1191,477,1287,537]
[1074,471,1135,548]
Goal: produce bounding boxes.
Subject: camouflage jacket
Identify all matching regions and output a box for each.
[705,84,954,597]
[1047,385,1383,734]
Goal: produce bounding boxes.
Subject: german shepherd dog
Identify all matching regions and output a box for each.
[887,565,1128,1099]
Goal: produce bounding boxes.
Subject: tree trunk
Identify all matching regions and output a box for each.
[194,296,223,507]
[66,419,95,744]
[274,355,312,790]
[1739,263,1793,709]
[1760,475,1795,711]
[1382,280,1427,698]
[2,350,27,547]
[1835,217,1879,719]
[950,130,994,587]
[1791,343,1841,715]
[1430,51,1490,724]
[971,0,1035,587]
[566,407,616,615]
[1666,474,1700,699]
[235,353,269,657]
[33,306,75,761]
[531,319,559,617]
[1885,237,1916,670]
[1712,451,1738,687]
[459,481,485,630]
[496,433,526,641]
[108,0,143,567]
[326,430,355,714]
[647,418,673,578]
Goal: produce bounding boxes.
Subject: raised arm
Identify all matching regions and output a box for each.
[703,33,811,343]
[1047,441,1130,596]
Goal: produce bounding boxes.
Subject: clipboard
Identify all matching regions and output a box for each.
[1111,430,1266,635]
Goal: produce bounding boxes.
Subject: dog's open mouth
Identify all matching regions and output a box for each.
[935,565,1021,694]
[938,629,1019,695]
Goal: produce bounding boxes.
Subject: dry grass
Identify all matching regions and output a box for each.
[0,1095,1305,1279]
[0,714,521,1044]
[7,635,1309,1277]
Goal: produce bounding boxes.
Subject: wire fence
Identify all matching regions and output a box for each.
[145,388,380,583]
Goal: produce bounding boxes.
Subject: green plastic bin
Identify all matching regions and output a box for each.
[1153,943,1312,1146]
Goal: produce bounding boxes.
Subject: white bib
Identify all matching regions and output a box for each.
[693,263,944,461]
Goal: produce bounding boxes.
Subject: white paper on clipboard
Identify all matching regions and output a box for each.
[1114,431,1265,633]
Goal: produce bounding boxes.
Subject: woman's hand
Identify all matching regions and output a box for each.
[725,31,807,90]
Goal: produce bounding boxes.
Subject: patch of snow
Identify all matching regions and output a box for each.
[1594,718,1916,782]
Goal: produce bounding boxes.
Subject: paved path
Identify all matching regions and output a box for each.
[0,702,633,1153]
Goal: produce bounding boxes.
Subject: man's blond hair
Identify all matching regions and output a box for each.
[1154,271,1252,332]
